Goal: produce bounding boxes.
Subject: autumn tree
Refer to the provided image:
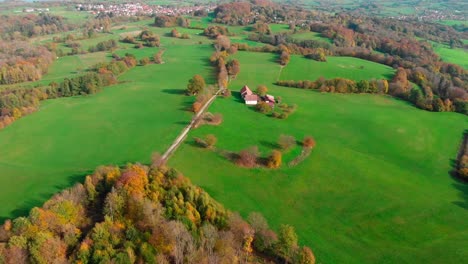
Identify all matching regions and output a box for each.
[296,246,316,264]
[192,101,202,113]
[303,136,316,149]
[256,101,273,114]
[256,85,268,96]
[278,135,296,151]
[214,35,231,52]
[267,150,282,168]
[154,50,164,64]
[187,75,206,95]
[237,146,260,167]
[227,59,240,80]
[171,28,180,38]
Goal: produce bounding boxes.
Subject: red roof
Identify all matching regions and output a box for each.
[240,85,253,97]
[244,94,258,101]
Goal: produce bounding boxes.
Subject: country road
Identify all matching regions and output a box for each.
[161,89,223,162]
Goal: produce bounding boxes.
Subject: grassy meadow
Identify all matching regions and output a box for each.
[280,55,395,81]
[169,51,468,263]
[432,43,468,69]
[0,32,215,220]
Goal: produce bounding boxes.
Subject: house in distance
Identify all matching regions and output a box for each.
[240,85,276,106]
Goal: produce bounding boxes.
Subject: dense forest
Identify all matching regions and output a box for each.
[0,161,315,264]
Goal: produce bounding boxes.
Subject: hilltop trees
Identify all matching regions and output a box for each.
[256,85,268,96]
[0,162,315,263]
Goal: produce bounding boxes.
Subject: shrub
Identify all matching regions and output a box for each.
[237,146,259,168]
[192,102,202,113]
[303,136,316,149]
[256,102,273,114]
[278,135,296,151]
[267,150,282,168]
[205,134,217,148]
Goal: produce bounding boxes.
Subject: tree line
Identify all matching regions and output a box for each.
[0,160,316,264]
[0,54,139,130]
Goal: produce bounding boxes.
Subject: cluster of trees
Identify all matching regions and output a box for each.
[276,77,389,94]
[0,41,55,85]
[0,13,72,40]
[0,161,315,263]
[170,29,190,39]
[234,134,316,169]
[0,54,138,130]
[154,15,189,28]
[139,30,160,47]
[88,39,118,53]
[203,25,229,39]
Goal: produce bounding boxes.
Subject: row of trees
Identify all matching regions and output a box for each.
[276,77,389,94]
[0,161,316,263]
[154,15,190,28]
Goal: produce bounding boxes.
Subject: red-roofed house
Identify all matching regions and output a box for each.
[240,85,258,105]
[244,94,259,105]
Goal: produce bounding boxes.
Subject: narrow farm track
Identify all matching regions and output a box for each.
[161,89,223,162]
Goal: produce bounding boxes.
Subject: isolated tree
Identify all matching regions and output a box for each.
[153,50,164,64]
[267,150,282,168]
[171,28,180,38]
[278,135,296,151]
[303,136,316,149]
[205,134,217,148]
[256,85,268,96]
[187,75,206,95]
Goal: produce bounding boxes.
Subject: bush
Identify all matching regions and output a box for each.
[303,136,316,149]
[278,135,295,151]
[256,102,273,114]
[267,150,282,168]
[205,134,217,148]
[192,102,202,113]
[237,146,259,168]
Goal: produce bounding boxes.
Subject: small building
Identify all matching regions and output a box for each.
[240,85,258,105]
[244,94,259,105]
[240,85,253,98]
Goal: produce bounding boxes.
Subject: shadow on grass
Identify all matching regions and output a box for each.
[0,171,91,223]
[450,129,468,210]
[452,181,468,210]
[162,88,186,95]
[260,140,280,150]
[232,91,245,104]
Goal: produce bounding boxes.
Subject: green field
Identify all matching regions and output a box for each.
[432,43,468,69]
[169,51,468,263]
[0,41,214,220]
[290,31,332,44]
[280,55,395,81]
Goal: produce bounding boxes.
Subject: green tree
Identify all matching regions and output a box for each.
[277,224,298,263]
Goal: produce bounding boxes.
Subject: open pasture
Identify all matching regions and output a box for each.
[169,51,468,263]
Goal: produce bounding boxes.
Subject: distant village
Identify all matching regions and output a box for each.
[74,3,215,17]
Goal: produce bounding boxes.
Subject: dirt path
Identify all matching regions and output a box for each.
[161,89,223,162]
